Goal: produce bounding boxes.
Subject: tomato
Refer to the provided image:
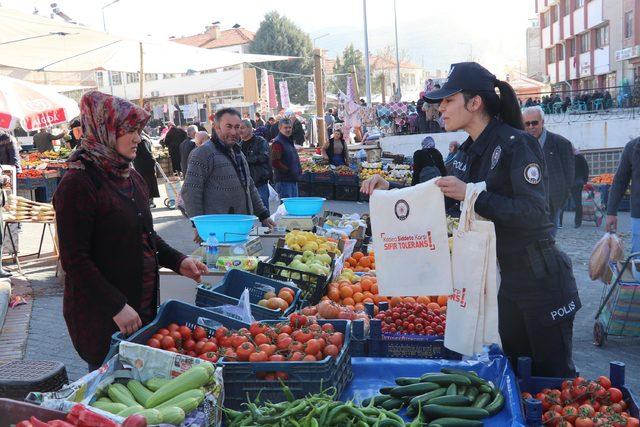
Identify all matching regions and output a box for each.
[597,376,612,390]
[521,392,533,400]
[305,339,322,355]
[550,405,564,414]
[328,332,344,346]
[178,326,192,340]
[258,344,276,356]
[218,335,233,348]
[169,331,182,343]
[321,323,334,332]
[608,388,623,404]
[302,354,316,361]
[323,344,339,357]
[166,347,178,353]
[167,323,180,332]
[160,336,175,350]
[249,351,268,362]
[575,417,594,427]
[269,354,285,361]
[290,313,308,328]
[236,342,256,361]
[249,323,267,337]
[152,333,164,341]
[215,326,229,340]
[543,410,562,426]
[231,334,249,348]
[193,326,207,341]
[158,328,170,336]
[290,341,304,353]
[562,406,578,423]
[264,373,276,381]
[277,335,292,350]
[199,352,218,363]
[254,333,271,346]
[147,338,161,348]
[275,371,289,380]
[560,389,573,405]
[296,330,313,344]
[278,324,293,335]
[562,380,573,390]
[194,340,206,354]
[183,339,196,351]
[574,377,587,388]
[578,404,595,418]
[187,350,197,357]
[223,347,237,360]
[572,385,588,399]
[289,351,305,361]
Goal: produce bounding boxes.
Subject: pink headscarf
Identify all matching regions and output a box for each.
[68,91,150,179]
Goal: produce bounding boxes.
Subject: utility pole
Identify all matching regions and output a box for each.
[363,0,372,105]
[351,65,360,100]
[139,42,144,107]
[313,48,326,148]
[381,73,386,104]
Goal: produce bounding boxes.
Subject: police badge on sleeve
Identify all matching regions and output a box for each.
[524,163,541,184]
[490,146,501,169]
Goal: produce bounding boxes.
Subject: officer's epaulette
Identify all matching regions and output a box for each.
[496,125,522,145]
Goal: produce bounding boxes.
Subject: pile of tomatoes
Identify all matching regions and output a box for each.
[522,376,639,427]
[146,323,213,357]
[374,301,447,336]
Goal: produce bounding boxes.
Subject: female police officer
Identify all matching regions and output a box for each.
[361,62,580,377]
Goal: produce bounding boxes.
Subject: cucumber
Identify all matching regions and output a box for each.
[389,382,440,397]
[457,386,467,396]
[472,393,491,408]
[483,393,505,416]
[154,389,205,409]
[446,383,457,396]
[410,388,448,407]
[380,386,395,395]
[136,408,163,424]
[362,395,391,407]
[428,418,484,426]
[405,404,418,418]
[146,364,213,408]
[381,398,404,410]
[145,377,172,392]
[419,374,472,386]
[464,387,479,400]
[157,406,186,425]
[427,395,474,407]
[107,383,139,407]
[395,377,421,386]
[116,405,144,417]
[478,384,492,394]
[422,404,489,420]
[127,380,154,407]
[440,369,488,387]
[90,401,127,414]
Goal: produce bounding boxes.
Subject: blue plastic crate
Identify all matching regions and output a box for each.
[104,300,249,364]
[17,177,46,190]
[367,319,462,359]
[220,319,352,410]
[517,357,639,424]
[310,172,335,184]
[195,270,302,320]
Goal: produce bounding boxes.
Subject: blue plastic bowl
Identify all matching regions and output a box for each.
[191,214,257,242]
[282,197,326,216]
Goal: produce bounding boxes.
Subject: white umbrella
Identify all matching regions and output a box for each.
[0,74,80,131]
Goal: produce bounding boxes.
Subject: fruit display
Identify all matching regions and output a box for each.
[16,404,149,427]
[303,162,332,174]
[344,250,376,272]
[4,195,55,222]
[335,165,356,176]
[145,322,219,358]
[300,300,371,324]
[522,375,639,427]
[375,300,448,336]
[87,363,213,424]
[257,286,297,312]
[274,250,333,277]
[361,368,506,423]
[592,173,614,185]
[283,230,342,255]
[17,169,45,179]
[324,276,380,312]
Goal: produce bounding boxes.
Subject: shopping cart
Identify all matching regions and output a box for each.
[154,161,182,210]
[593,253,640,346]
[582,183,605,227]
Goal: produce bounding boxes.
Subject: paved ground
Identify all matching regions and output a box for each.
[0,189,638,392]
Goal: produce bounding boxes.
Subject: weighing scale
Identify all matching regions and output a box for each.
[193,235,263,258]
[276,215,319,231]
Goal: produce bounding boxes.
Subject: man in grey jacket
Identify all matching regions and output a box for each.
[606,138,640,253]
[181,108,276,229]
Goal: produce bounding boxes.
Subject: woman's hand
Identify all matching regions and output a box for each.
[436,176,467,201]
[360,174,390,195]
[113,304,142,336]
[180,257,208,282]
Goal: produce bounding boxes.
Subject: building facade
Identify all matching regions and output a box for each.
[526,19,546,81]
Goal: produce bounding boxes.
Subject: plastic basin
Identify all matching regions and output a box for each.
[191,214,257,242]
[282,197,325,216]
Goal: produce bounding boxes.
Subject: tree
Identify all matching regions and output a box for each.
[249,11,313,105]
[330,44,365,98]
[371,45,411,96]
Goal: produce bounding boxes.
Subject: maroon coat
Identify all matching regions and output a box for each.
[54,162,186,365]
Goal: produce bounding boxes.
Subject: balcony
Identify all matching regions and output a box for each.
[574,8,585,34]
[543,26,552,48]
[579,52,592,77]
[548,63,557,83]
[594,46,610,75]
[587,0,603,28]
[563,14,572,38]
[552,21,560,44]
[558,60,566,82]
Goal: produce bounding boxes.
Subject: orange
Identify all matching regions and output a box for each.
[354,303,365,311]
[339,286,354,299]
[359,256,372,268]
[371,283,379,294]
[353,251,364,261]
[328,282,339,291]
[373,294,383,304]
[403,297,416,304]
[416,296,431,305]
[352,292,364,303]
[360,278,373,292]
[346,257,357,266]
[437,295,449,307]
[355,266,365,272]
[390,296,402,307]
[363,291,374,300]
[321,296,329,301]
[338,280,351,288]
[351,284,362,294]
[370,263,376,270]
[328,288,341,302]
[363,267,371,272]
[427,302,441,311]
[363,297,374,304]
[439,305,447,313]
[342,297,355,307]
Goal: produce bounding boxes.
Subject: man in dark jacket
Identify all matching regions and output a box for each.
[291,115,305,146]
[271,118,302,198]
[572,150,589,228]
[34,127,66,153]
[133,133,160,207]
[162,123,187,174]
[240,119,272,210]
[179,125,198,176]
[523,106,575,236]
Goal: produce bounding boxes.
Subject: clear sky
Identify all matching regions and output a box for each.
[1,0,536,75]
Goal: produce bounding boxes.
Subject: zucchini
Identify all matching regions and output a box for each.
[428,418,484,426]
[446,383,457,396]
[95,397,113,403]
[410,388,448,407]
[362,395,391,407]
[395,377,421,386]
[154,388,205,409]
[107,383,139,407]
[90,401,127,414]
[419,374,472,386]
[127,380,154,407]
[464,387,479,400]
[145,377,171,392]
[158,397,200,415]
[405,404,418,418]
[472,393,491,408]
[478,384,492,394]
[136,408,163,424]
[440,369,488,387]
[381,398,404,410]
[457,386,467,396]
[427,395,474,407]
[422,404,489,420]
[389,382,440,397]
[116,405,144,417]
[483,393,505,416]
[379,386,395,395]
[146,364,212,407]
[157,406,186,425]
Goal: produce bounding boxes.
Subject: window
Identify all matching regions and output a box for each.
[558,45,565,61]
[551,6,558,22]
[126,73,139,84]
[576,0,584,7]
[542,11,550,27]
[625,11,633,39]
[549,47,556,63]
[110,72,122,86]
[595,25,609,48]
[96,71,104,87]
[568,38,576,57]
[563,0,571,16]
[580,33,590,53]
[145,73,158,81]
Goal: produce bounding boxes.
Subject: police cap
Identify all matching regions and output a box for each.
[425,62,496,101]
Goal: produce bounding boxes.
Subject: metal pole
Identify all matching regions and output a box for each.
[393,0,401,100]
[139,42,144,107]
[102,6,113,95]
[363,0,372,105]
[313,48,327,149]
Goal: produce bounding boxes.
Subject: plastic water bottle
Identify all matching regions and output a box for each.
[205,233,219,269]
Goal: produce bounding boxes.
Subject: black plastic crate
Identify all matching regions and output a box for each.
[220,319,352,410]
[311,183,335,199]
[335,185,360,201]
[359,191,369,202]
[256,262,329,305]
[334,174,359,186]
[297,172,311,183]
[310,172,335,184]
[195,270,302,320]
[298,181,311,197]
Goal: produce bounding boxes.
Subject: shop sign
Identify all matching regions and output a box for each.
[616,46,640,61]
[23,108,67,131]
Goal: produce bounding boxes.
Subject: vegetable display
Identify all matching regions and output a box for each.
[257,286,297,312]
[15,404,147,427]
[374,301,447,336]
[283,230,343,256]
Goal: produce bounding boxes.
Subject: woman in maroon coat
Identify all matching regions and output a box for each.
[54,91,207,369]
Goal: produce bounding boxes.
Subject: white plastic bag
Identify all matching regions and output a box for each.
[589,232,613,281]
[206,288,255,324]
[268,183,280,214]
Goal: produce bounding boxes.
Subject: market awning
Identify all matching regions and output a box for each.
[0,7,292,74]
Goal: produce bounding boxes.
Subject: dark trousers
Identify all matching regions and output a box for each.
[571,184,583,227]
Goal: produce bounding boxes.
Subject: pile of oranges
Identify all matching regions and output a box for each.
[344,251,375,272]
